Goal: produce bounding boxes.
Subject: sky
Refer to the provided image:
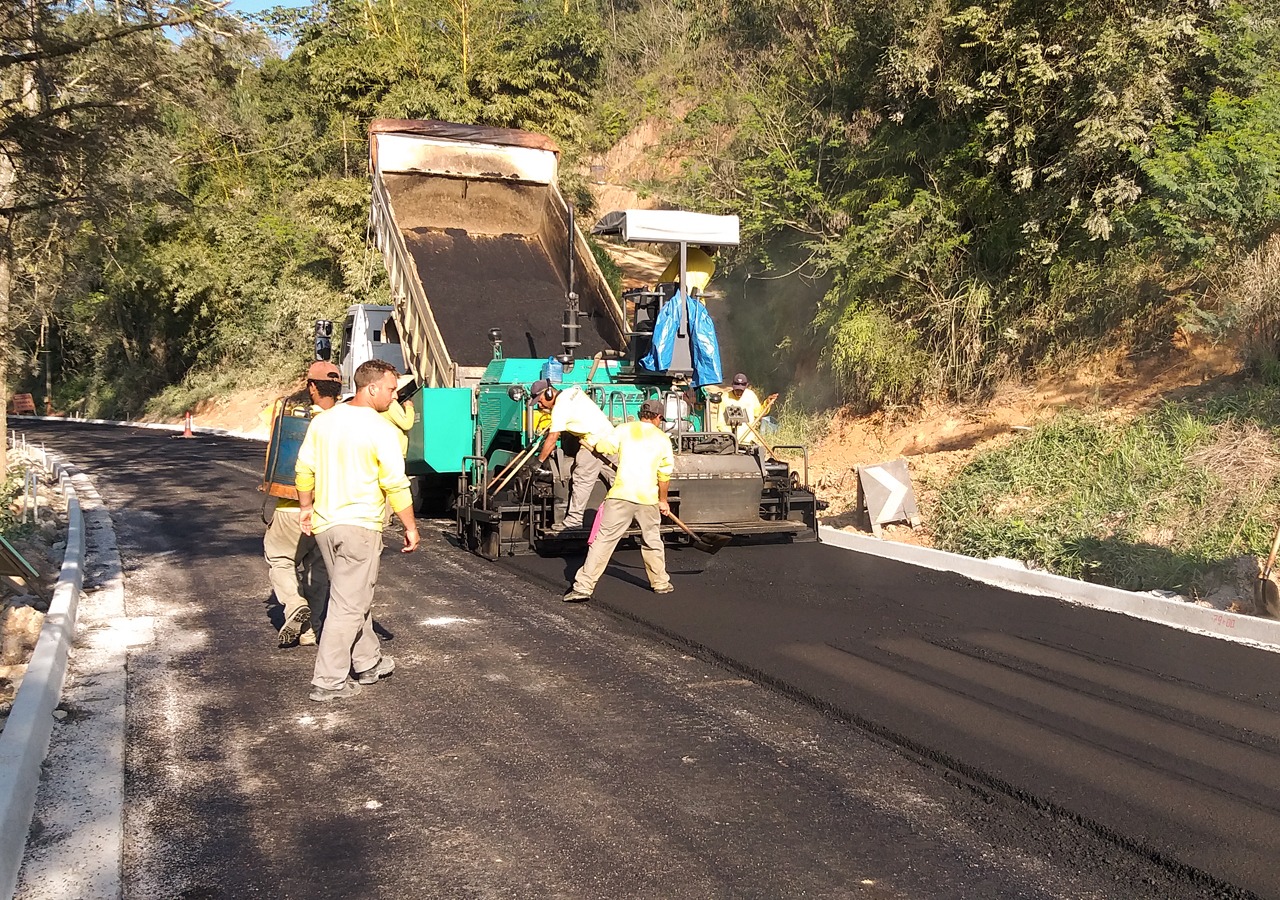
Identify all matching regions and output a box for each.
[227,0,312,17]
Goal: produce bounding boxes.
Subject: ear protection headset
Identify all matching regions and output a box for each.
[541,385,557,402]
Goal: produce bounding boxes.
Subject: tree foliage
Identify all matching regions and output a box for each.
[676,0,1280,406]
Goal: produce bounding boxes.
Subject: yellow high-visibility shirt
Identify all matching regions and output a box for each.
[295,404,412,534]
[549,386,615,448]
[381,399,414,456]
[603,420,674,506]
[721,387,763,445]
[658,247,716,295]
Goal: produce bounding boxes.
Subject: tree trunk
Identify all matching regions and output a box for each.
[0,221,11,476]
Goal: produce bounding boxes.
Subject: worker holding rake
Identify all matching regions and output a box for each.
[563,399,674,602]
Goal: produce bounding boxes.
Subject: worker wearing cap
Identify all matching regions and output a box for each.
[296,359,419,703]
[563,399,674,602]
[263,360,342,648]
[719,372,763,446]
[532,379,616,532]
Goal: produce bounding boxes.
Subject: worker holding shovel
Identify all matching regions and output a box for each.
[563,399,674,602]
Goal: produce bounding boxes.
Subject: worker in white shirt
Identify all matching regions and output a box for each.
[532,379,616,531]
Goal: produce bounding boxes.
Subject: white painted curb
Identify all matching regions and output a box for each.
[820,526,1280,650]
[0,459,84,900]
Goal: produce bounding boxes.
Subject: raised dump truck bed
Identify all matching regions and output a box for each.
[369,120,626,387]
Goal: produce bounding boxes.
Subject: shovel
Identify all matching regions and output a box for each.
[1255,522,1280,617]
[665,510,731,555]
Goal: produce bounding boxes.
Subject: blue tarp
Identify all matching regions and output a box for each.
[639,292,723,387]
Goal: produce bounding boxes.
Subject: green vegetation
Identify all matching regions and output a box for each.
[0,467,32,542]
[934,385,1280,593]
[6,0,1280,421]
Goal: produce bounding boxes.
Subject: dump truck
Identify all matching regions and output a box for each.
[362,119,818,558]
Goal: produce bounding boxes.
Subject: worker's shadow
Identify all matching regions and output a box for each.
[264,595,286,630]
[262,593,393,641]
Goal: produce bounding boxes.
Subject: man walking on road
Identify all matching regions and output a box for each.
[296,359,420,702]
[263,361,342,647]
[532,380,616,532]
[564,399,674,602]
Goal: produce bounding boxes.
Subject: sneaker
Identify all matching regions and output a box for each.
[652,583,674,594]
[298,628,317,647]
[355,655,396,685]
[278,606,311,647]
[562,590,593,603]
[309,680,362,702]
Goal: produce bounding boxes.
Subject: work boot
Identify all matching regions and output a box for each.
[298,627,317,646]
[355,655,396,684]
[562,590,592,603]
[652,583,674,594]
[278,606,311,647]
[309,680,362,702]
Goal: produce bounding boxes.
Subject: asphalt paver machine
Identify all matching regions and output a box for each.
[365,119,818,559]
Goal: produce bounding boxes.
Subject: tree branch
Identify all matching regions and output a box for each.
[0,4,227,69]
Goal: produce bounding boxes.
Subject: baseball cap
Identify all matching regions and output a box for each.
[732,373,749,387]
[531,379,552,396]
[307,361,341,382]
[639,398,664,420]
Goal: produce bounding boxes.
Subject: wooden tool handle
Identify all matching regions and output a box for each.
[1264,522,1280,578]
[664,510,698,540]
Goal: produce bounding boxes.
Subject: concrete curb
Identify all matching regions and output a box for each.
[7,414,263,443]
[819,526,1280,651]
[0,458,84,900]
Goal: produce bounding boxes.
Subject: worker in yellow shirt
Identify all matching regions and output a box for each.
[381,373,416,456]
[718,372,764,446]
[262,360,341,648]
[563,399,674,602]
[296,359,419,703]
[532,379,616,532]
[658,246,716,296]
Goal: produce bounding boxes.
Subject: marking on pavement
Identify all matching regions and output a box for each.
[210,460,260,478]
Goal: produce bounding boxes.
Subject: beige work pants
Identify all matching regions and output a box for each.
[312,525,384,690]
[572,499,670,595]
[263,507,329,632]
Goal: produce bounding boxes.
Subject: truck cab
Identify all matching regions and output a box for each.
[339,304,407,397]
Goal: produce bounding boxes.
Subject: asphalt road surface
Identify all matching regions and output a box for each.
[14,420,1280,899]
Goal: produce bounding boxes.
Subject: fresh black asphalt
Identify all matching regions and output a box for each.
[15,419,1275,898]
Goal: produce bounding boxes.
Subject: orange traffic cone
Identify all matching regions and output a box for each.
[180,410,196,438]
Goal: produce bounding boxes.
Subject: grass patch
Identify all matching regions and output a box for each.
[0,466,33,542]
[768,390,833,449]
[934,383,1280,594]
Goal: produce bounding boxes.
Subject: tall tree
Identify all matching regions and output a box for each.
[0,0,220,470]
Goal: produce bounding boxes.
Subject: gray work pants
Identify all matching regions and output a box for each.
[572,499,670,595]
[560,439,617,528]
[312,525,384,690]
[264,507,329,633]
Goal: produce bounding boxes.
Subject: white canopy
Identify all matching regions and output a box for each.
[592,209,740,246]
